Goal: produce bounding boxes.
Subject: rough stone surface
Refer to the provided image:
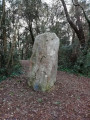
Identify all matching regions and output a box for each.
[28,32,60,91]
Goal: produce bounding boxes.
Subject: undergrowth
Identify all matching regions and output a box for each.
[58,67,90,78]
[0,63,23,82]
[58,46,90,78]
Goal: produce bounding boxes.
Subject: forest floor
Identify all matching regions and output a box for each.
[0,60,90,120]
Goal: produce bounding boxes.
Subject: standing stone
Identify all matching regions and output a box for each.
[28,32,60,91]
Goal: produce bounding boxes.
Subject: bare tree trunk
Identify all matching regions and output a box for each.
[61,0,85,48]
[6,29,17,68]
[72,0,90,49]
[21,48,23,60]
[79,5,90,49]
[24,0,35,46]
[0,0,4,27]
[2,0,7,53]
[35,19,40,35]
[6,3,20,68]
[74,0,85,47]
[29,21,35,46]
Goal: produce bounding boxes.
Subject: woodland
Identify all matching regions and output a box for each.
[0,0,90,119]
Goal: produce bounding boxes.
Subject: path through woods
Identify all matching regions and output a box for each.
[0,60,90,120]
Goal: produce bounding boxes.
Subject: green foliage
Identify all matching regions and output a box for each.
[58,44,90,77]
[54,101,61,105]
[9,91,14,96]
[0,62,22,82]
[0,67,7,82]
[58,45,72,70]
[73,49,90,76]
[37,98,43,103]
[0,76,7,82]
[10,63,22,77]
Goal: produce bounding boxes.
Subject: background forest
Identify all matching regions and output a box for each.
[0,0,90,80]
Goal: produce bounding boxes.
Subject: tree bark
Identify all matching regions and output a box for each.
[61,0,85,48]
[2,0,7,53]
[28,21,35,46]
[72,0,90,48]
[35,18,40,35]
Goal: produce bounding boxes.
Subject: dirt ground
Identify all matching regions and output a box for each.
[0,60,90,120]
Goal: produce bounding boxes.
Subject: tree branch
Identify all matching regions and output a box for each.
[61,0,79,34]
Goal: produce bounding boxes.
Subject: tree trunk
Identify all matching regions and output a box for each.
[72,30,75,44]
[21,48,23,60]
[61,0,85,48]
[80,5,90,49]
[74,0,85,48]
[2,0,7,53]
[35,19,40,35]
[29,21,35,46]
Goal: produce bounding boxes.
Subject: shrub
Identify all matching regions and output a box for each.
[58,44,90,77]
[58,45,73,70]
